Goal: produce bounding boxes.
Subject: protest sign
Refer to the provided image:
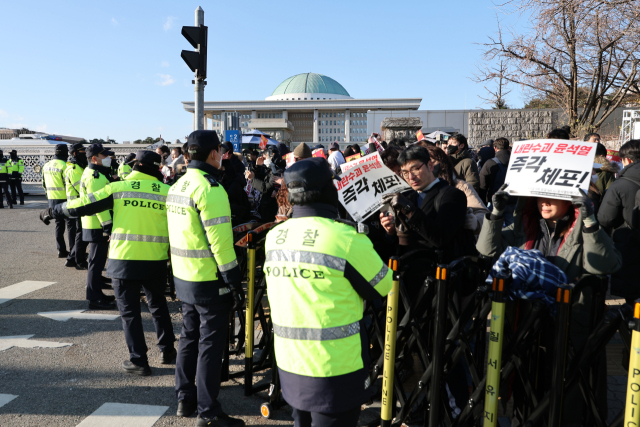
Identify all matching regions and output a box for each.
[345,153,361,163]
[505,139,597,200]
[336,152,410,222]
[312,148,326,159]
[341,152,376,173]
[607,149,621,163]
[284,152,295,168]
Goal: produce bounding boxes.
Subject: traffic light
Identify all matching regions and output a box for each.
[181,25,207,80]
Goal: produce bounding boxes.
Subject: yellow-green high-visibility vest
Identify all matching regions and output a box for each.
[64,162,85,201]
[60,170,170,281]
[166,165,239,304]
[117,163,132,180]
[7,158,24,177]
[79,164,112,242]
[264,215,393,413]
[42,158,67,200]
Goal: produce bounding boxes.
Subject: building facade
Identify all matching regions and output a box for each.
[182,72,422,145]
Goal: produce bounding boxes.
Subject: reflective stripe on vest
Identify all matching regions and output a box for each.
[273,321,360,341]
[113,191,166,202]
[166,194,195,208]
[202,216,230,227]
[45,167,64,173]
[169,247,238,271]
[111,233,169,243]
[46,187,65,192]
[266,249,346,271]
[369,264,389,287]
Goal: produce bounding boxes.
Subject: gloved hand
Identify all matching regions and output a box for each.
[572,189,597,228]
[230,283,245,312]
[381,192,416,217]
[491,184,510,218]
[39,208,53,225]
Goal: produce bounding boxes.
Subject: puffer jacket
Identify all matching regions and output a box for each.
[455,178,489,235]
[594,155,619,195]
[450,148,480,193]
[477,197,621,281]
[598,161,640,298]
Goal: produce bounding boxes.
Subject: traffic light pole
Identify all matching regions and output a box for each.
[194,6,204,131]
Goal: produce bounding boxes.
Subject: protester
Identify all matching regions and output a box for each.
[219,155,252,226]
[381,146,402,176]
[220,142,245,175]
[245,147,283,222]
[446,134,480,192]
[593,142,619,194]
[275,143,313,222]
[343,146,356,158]
[425,145,489,235]
[293,142,312,162]
[584,132,601,143]
[477,139,495,170]
[327,142,346,174]
[598,139,640,303]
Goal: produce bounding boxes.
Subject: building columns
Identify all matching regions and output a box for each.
[345,109,350,142]
[283,110,288,121]
[313,109,318,143]
[252,110,257,120]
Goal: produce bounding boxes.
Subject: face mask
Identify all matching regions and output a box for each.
[591,173,598,184]
[264,158,272,167]
[10,153,17,160]
[101,157,112,168]
[432,164,441,177]
[446,145,458,155]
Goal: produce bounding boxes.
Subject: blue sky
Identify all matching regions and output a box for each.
[0,0,528,143]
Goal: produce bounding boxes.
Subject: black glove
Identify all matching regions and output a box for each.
[571,189,597,227]
[382,192,416,217]
[230,283,245,312]
[39,208,53,225]
[491,184,510,217]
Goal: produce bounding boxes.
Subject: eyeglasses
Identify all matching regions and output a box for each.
[400,163,425,179]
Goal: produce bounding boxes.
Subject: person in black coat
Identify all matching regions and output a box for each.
[597,139,640,302]
[245,148,284,223]
[478,137,511,204]
[219,158,251,226]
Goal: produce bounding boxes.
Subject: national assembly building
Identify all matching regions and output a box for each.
[181,72,422,144]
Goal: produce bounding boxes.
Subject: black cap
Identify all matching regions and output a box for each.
[69,143,85,154]
[329,142,340,150]
[284,157,333,194]
[135,150,162,167]
[125,153,136,164]
[313,144,324,150]
[86,143,114,158]
[187,130,220,153]
[55,144,69,152]
[9,149,17,155]
[220,141,233,154]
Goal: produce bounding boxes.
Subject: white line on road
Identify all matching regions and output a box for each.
[38,309,120,322]
[0,394,18,409]
[75,403,169,427]
[0,281,56,305]
[0,335,73,352]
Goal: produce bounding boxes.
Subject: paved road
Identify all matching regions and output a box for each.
[0,196,295,426]
[0,195,629,426]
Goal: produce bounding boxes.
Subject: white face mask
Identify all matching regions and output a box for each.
[264,158,272,167]
[591,173,598,184]
[101,157,112,168]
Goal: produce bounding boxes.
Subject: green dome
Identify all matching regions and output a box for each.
[270,73,350,97]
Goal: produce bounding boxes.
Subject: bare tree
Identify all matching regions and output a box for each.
[475,60,512,109]
[477,0,640,133]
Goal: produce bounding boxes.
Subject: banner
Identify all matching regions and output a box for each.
[259,135,268,150]
[345,153,361,163]
[284,152,295,168]
[312,148,326,159]
[505,139,597,201]
[336,152,410,222]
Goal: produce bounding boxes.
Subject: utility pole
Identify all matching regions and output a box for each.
[181,6,208,131]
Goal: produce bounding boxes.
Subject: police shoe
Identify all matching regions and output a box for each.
[88,299,116,310]
[101,276,112,283]
[101,282,113,290]
[161,347,177,364]
[101,294,116,302]
[58,250,69,258]
[177,399,197,417]
[75,262,88,270]
[196,413,245,427]
[65,259,77,268]
[122,360,151,376]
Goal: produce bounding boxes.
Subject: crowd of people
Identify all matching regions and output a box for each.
[12,126,640,426]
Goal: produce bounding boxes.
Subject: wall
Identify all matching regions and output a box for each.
[467,109,557,146]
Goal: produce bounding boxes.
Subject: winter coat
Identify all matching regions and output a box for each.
[455,178,489,235]
[479,150,511,204]
[450,148,480,193]
[597,161,640,298]
[219,160,251,224]
[477,146,496,171]
[594,155,619,195]
[477,197,621,282]
[251,164,279,223]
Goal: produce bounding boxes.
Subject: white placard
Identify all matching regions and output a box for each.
[336,152,410,222]
[505,139,597,200]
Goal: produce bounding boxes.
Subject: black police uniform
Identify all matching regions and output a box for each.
[66,143,89,267]
[0,152,13,209]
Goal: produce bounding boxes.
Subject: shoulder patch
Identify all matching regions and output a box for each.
[203,174,219,187]
[93,170,99,178]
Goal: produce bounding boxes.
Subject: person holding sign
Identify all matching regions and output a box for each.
[477,182,621,425]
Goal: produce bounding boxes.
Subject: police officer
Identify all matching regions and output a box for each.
[118,153,135,180]
[79,143,116,310]
[264,157,393,427]
[42,144,69,255]
[7,150,25,205]
[64,143,89,269]
[0,150,13,209]
[40,150,176,375]
[166,130,245,427]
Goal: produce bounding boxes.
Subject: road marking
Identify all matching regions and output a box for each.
[0,394,18,409]
[0,335,73,352]
[0,281,56,305]
[38,309,120,322]
[76,403,169,427]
